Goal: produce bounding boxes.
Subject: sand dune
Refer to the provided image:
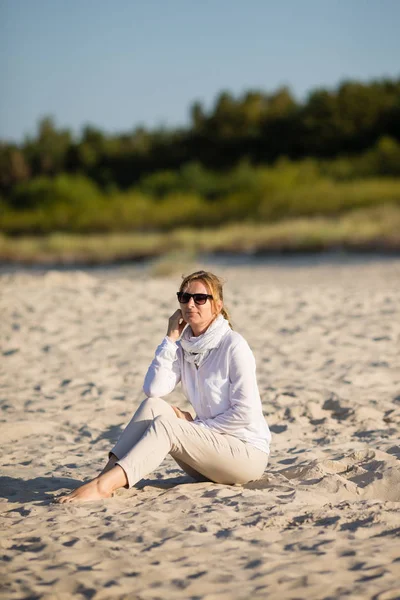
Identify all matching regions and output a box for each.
[1,256,399,599]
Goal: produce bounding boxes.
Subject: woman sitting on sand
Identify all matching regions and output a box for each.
[57,270,271,504]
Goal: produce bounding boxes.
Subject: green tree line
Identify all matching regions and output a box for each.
[1,77,400,193]
[0,77,400,235]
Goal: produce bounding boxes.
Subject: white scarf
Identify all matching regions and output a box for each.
[180,314,231,368]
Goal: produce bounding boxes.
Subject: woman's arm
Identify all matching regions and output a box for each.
[143,309,185,398]
[195,339,259,432]
[143,337,181,397]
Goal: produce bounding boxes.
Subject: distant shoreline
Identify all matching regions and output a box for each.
[1,246,400,275]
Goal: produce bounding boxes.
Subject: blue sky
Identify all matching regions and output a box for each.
[1,0,399,142]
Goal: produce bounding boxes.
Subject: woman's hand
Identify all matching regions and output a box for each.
[172,406,194,421]
[167,309,187,342]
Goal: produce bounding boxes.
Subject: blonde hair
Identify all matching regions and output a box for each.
[179,270,233,329]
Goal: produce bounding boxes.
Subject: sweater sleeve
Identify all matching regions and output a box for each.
[143,337,181,398]
[195,339,259,433]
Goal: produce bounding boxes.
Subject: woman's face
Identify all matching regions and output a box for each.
[180,280,222,334]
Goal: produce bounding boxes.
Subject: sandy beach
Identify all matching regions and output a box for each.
[1,255,399,600]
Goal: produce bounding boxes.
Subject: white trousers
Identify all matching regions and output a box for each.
[110,397,268,489]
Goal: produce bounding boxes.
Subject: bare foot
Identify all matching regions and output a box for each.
[55,477,112,504]
[56,465,128,504]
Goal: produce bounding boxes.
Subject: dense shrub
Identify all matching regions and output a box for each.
[1,151,400,235]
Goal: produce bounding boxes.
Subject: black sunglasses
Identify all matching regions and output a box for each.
[177,292,213,305]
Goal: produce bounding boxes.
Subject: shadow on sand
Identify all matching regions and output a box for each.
[0,473,201,506]
[0,475,83,505]
[0,471,275,508]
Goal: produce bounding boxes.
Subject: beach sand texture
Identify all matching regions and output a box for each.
[1,257,400,600]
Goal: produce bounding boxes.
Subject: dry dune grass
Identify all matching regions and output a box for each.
[0,203,399,265]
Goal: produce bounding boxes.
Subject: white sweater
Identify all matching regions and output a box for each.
[143,330,271,454]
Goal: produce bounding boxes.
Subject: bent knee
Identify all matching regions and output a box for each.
[140,396,169,410]
[139,396,175,420]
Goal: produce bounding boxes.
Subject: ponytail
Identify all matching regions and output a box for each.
[221,306,233,330]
